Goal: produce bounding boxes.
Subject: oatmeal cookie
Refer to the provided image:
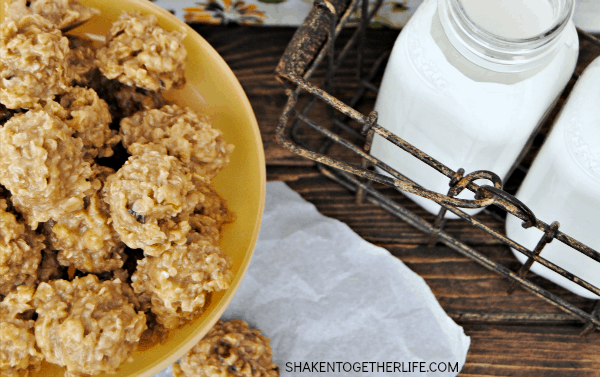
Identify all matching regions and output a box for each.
[131,235,231,329]
[103,151,200,256]
[0,199,45,297]
[5,0,99,31]
[0,286,44,377]
[173,319,279,377]
[96,11,187,91]
[44,192,126,273]
[0,108,93,227]
[49,87,120,158]
[120,105,234,180]
[33,275,147,376]
[42,165,123,273]
[0,14,71,109]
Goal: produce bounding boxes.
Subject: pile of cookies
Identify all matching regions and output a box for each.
[0,0,236,375]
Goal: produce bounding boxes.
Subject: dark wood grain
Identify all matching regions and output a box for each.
[191,23,600,377]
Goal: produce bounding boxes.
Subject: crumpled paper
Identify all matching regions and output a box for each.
[155,181,470,376]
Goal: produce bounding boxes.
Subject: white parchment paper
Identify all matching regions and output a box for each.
[155,181,470,376]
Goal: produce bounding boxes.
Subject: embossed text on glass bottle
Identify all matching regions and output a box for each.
[506,56,600,300]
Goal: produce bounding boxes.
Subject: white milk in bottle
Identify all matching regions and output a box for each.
[506,56,600,300]
[370,0,578,217]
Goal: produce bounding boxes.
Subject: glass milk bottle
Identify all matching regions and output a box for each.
[370,0,578,217]
[506,56,600,300]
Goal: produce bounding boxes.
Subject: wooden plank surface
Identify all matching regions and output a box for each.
[191,23,600,376]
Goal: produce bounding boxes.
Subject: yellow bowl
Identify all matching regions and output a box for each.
[0,0,266,375]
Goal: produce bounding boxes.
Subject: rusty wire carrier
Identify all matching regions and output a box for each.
[275,0,600,335]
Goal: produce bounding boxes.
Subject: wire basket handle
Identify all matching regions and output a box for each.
[275,0,350,81]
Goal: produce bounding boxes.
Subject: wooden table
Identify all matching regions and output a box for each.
[191,24,600,376]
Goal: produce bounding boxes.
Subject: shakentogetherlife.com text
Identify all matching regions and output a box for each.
[285,361,460,374]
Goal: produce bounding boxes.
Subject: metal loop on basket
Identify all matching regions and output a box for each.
[314,0,337,14]
[448,170,502,197]
[449,168,465,188]
[507,221,560,294]
[476,185,537,228]
[541,221,560,244]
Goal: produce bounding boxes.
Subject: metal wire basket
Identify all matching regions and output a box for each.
[275,0,600,335]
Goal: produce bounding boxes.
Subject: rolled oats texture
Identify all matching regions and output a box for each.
[0,199,45,297]
[0,15,71,109]
[120,104,234,180]
[0,286,44,377]
[102,151,199,256]
[5,0,100,31]
[43,191,126,273]
[96,11,187,91]
[132,236,231,329]
[33,275,147,376]
[48,86,120,159]
[0,2,238,375]
[172,319,279,377]
[0,108,93,228]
